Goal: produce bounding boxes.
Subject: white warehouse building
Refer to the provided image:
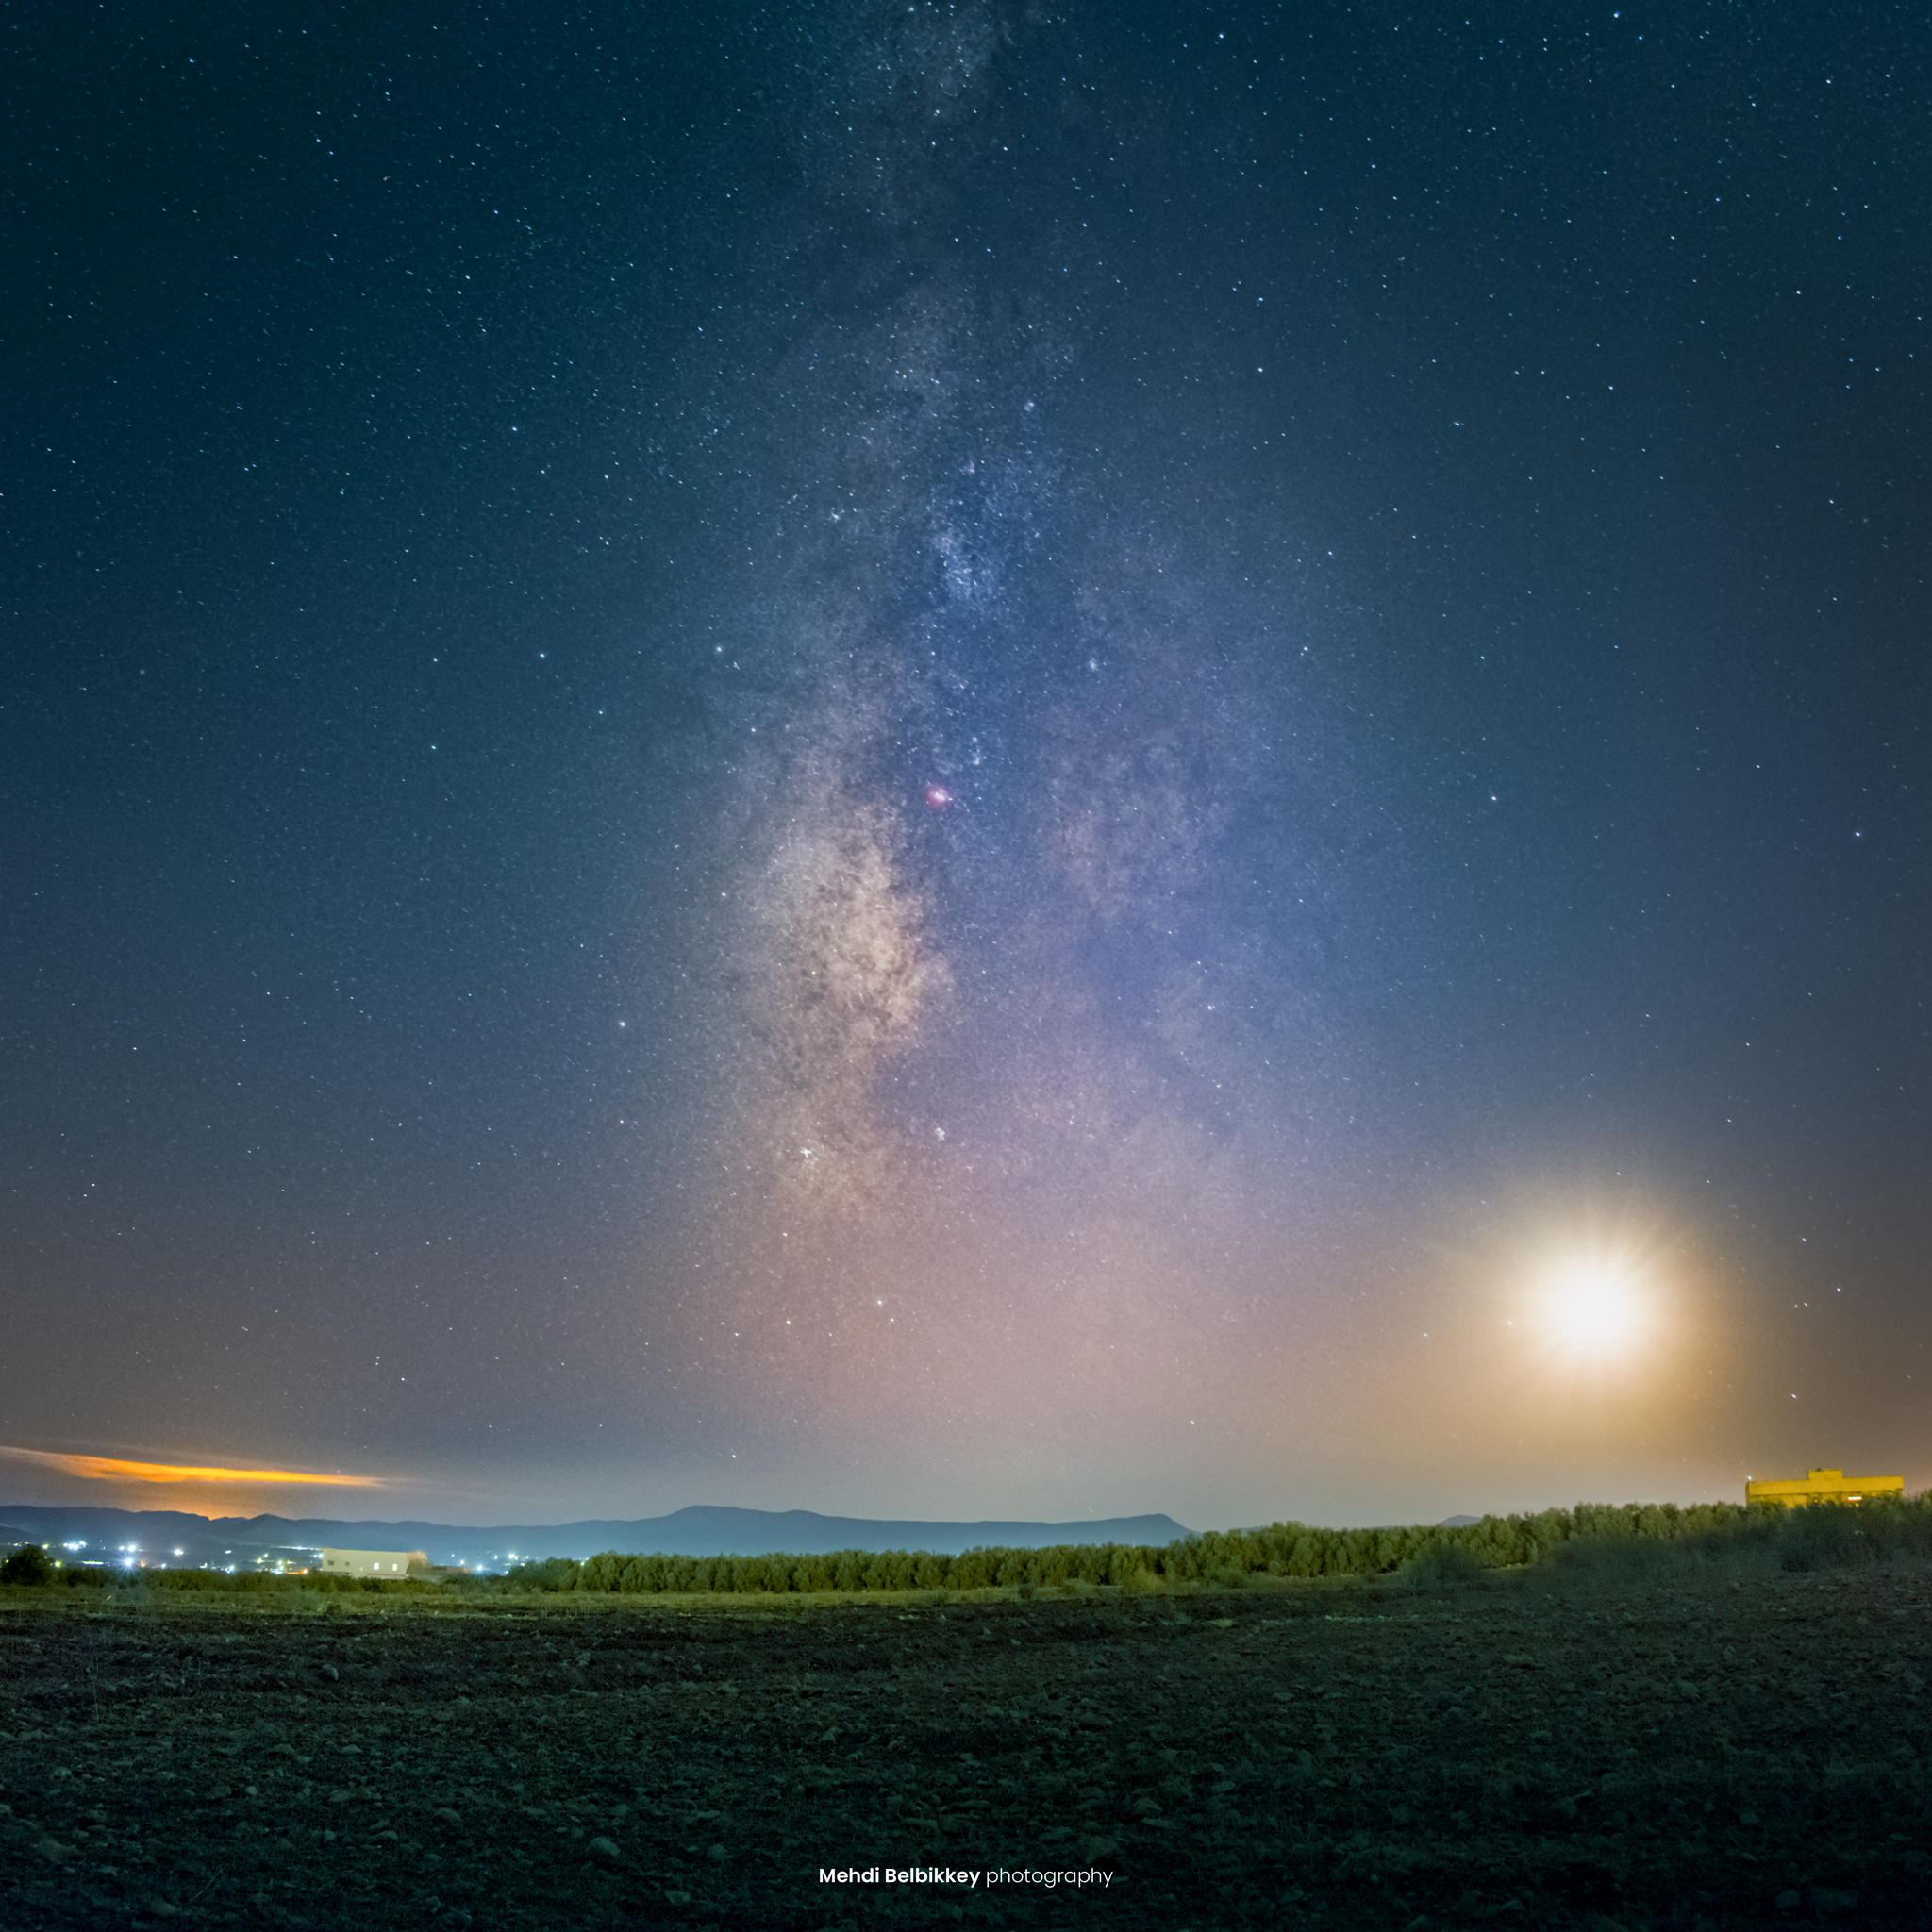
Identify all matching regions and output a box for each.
[316,1548,428,1577]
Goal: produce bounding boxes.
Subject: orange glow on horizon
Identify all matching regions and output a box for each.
[2,1446,382,1488]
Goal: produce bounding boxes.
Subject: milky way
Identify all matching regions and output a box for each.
[633,4,1408,1515]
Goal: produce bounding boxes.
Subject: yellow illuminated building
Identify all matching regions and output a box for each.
[1745,1468,1904,1509]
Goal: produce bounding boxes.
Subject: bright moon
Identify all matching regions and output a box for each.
[1539,1256,1652,1359]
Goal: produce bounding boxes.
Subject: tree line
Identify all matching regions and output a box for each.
[10,1493,1926,1597]
[514,1496,1924,1596]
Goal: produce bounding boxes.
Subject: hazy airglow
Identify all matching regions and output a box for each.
[1,1446,382,1487]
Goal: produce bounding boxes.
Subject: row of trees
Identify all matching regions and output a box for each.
[525,1496,1898,1598]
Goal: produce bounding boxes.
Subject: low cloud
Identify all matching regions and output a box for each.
[1,1445,382,1487]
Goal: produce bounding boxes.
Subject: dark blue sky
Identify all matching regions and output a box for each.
[5,1,1928,1528]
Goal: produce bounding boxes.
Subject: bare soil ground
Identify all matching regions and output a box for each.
[2,1563,1928,1931]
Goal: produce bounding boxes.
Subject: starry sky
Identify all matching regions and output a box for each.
[5,1,1928,1533]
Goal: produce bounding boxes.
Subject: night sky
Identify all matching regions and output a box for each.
[6,2,1928,1534]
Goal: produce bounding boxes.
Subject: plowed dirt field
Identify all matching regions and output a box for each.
[3,1564,1928,1930]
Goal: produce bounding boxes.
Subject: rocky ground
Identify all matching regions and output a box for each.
[2,1561,1928,1930]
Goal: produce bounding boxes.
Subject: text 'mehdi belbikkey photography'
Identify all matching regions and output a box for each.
[4,3,1930,1928]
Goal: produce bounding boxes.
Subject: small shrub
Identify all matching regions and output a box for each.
[1033,1546,1072,1588]
[575,1552,624,1593]
[506,1558,578,1592]
[1541,1534,1674,1585]
[1396,1541,1486,1592]
[441,1571,508,1593]
[619,1556,666,1593]
[142,1567,219,1592]
[871,1549,917,1591]
[1067,1545,1109,1585]
[1774,1502,1874,1572]
[1,1544,53,1586]
[951,1550,995,1591]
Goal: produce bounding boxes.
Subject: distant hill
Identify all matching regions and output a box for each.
[0,1503,1194,1570]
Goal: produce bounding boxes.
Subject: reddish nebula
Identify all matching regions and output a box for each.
[924,783,954,810]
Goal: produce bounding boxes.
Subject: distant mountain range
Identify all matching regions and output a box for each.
[0,1503,1195,1570]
